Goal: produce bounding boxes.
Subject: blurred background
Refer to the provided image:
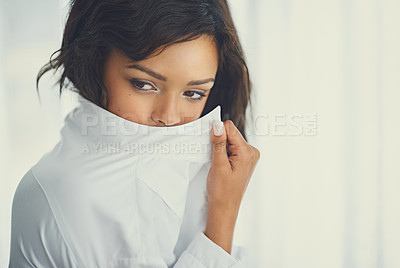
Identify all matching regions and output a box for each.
[1,0,399,267]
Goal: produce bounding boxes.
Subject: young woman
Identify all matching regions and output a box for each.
[9,0,260,267]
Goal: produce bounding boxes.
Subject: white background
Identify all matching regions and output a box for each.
[1,0,399,267]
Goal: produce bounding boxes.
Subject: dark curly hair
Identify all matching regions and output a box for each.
[37,0,252,139]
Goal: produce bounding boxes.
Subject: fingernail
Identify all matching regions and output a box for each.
[212,120,224,136]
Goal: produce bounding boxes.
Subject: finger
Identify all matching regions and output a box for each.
[224,120,247,148]
[210,120,229,167]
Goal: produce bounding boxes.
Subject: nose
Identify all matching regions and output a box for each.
[151,96,181,126]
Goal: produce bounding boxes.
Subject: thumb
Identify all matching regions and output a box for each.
[210,120,229,167]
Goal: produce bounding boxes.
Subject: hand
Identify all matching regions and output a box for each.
[204,120,260,253]
[207,119,260,211]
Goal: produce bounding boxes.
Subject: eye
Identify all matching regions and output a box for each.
[183,90,206,102]
[129,79,156,91]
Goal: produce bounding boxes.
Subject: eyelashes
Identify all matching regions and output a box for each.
[129,79,207,102]
[130,80,154,91]
[183,90,206,102]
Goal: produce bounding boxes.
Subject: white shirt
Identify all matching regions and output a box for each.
[9,97,247,267]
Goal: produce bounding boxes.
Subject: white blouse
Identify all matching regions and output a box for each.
[9,97,247,267]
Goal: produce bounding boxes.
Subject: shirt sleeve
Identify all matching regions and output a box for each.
[172,231,248,268]
[9,169,79,268]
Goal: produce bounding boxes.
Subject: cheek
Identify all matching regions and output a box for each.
[180,102,207,123]
[107,84,154,124]
[119,97,155,124]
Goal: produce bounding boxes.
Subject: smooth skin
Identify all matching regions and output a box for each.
[207,121,260,254]
[103,34,260,254]
[104,35,218,126]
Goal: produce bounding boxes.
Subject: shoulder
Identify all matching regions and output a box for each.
[11,168,56,227]
[9,168,79,267]
[12,168,44,209]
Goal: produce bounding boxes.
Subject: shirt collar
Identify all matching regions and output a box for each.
[63,96,222,160]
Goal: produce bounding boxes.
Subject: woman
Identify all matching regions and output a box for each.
[9,0,260,267]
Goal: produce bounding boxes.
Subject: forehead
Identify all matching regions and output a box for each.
[110,35,219,79]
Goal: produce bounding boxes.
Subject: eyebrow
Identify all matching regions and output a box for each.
[126,64,215,86]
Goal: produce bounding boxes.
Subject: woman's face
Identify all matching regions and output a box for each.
[103,35,219,127]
